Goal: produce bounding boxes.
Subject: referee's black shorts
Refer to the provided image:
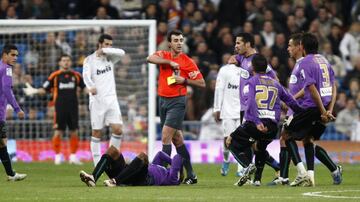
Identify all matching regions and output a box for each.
[0,121,7,139]
[159,96,186,130]
[285,108,323,140]
[54,103,78,131]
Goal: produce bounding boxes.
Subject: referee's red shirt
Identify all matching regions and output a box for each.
[154,50,203,97]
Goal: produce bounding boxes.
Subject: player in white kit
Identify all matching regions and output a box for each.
[83,34,125,166]
[213,64,243,176]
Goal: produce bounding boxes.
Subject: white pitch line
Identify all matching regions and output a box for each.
[303,190,360,199]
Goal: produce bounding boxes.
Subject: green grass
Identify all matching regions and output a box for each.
[0,162,359,201]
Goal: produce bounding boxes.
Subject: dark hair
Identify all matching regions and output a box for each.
[58,54,72,62]
[167,29,183,42]
[289,33,303,46]
[301,33,318,54]
[252,54,268,73]
[236,33,254,47]
[1,44,17,55]
[98,34,113,44]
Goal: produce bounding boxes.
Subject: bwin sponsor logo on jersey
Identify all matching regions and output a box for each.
[227,83,238,89]
[97,66,112,75]
[59,82,75,89]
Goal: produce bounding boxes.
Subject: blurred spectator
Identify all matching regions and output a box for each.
[357,92,360,110]
[72,31,89,68]
[24,41,39,76]
[190,10,206,33]
[4,5,17,19]
[321,42,346,78]
[333,91,347,116]
[304,0,322,28]
[317,6,342,35]
[156,21,168,46]
[294,6,307,30]
[339,22,360,71]
[157,0,180,31]
[327,23,342,56]
[335,98,359,138]
[270,55,288,87]
[38,32,62,76]
[50,0,82,19]
[271,33,288,66]
[348,78,359,99]
[217,32,234,63]
[118,0,142,19]
[12,63,23,86]
[24,0,53,19]
[263,9,283,33]
[242,21,254,34]
[93,6,111,19]
[352,0,360,22]
[55,31,72,55]
[201,2,216,22]
[308,19,328,49]
[343,57,360,89]
[260,21,276,47]
[141,3,158,20]
[284,15,300,38]
[94,0,119,19]
[351,116,360,142]
[193,42,216,78]
[0,0,9,18]
[217,0,245,29]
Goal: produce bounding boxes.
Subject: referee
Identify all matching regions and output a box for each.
[147,30,205,184]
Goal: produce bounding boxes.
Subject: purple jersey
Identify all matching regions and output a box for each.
[299,54,335,109]
[245,74,303,125]
[0,60,21,121]
[147,151,182,186]
[236,54,277,111]
[287,57,305,116]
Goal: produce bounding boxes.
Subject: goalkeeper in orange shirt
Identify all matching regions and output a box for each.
[23,54,86,165]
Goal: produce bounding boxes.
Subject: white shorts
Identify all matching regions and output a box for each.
[89,96,123,130]
[222,119,241,137]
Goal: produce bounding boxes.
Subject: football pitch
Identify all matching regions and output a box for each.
[0,163,359,201]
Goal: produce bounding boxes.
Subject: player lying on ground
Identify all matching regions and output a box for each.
[226,54,304,186]
[80,146,183,187]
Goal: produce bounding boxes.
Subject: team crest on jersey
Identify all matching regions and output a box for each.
[243,84,249,94]
[188,70,200,79]
[289,75,297,84]
[6,68,12,76]
[240,69,250,79]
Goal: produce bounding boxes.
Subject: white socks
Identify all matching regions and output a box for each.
[296,162,307,175]
[109,134,122,150]
[91,137,101,166]
[237,163,244,172]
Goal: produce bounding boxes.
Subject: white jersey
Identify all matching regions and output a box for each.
[213,64,241,119]
[83,48,125,100]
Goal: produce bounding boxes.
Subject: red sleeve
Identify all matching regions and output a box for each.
[153,50,167,58]
[186,57,203,80]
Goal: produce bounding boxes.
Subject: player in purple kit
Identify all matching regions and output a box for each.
[284,33,339,187]
[0,44,27,181]
[226,54,303,186]
[229,33,280,179]
[269,33,342,186]
[80,146,183,187]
